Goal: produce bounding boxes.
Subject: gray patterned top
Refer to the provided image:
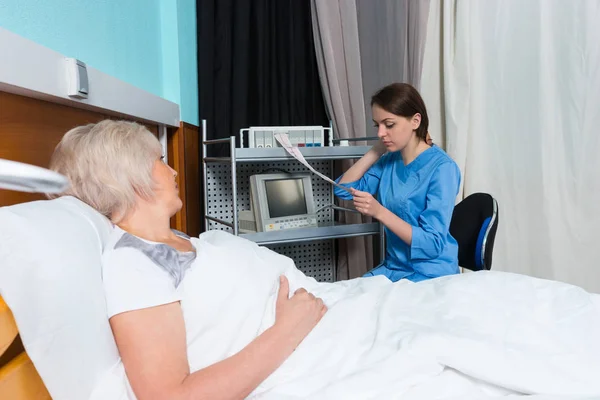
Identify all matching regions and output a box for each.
[114,230,196,287]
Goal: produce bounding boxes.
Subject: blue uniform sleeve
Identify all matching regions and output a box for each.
[410,161,461,261]
[333,153,390,200]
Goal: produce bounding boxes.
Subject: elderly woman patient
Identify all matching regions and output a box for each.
[49,120,326,399]
[48,120,600,400]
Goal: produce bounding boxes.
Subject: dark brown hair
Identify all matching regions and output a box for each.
[371,83,429,141]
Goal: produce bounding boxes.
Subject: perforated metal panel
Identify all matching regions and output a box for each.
[206,164,235,229]
[267,241,333,282]
[206,161,334,230]
[205,160,336,282]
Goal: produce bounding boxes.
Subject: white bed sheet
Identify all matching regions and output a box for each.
[95,231,600,399]
[175,231,600,399]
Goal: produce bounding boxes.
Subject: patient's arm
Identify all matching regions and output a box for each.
[110,275,326,400]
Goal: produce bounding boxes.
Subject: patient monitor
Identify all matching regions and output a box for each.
[245,173,318,232]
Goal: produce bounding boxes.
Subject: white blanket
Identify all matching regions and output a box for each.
[176,231,600,399]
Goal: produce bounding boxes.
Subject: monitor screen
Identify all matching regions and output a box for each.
[264,178,308,218]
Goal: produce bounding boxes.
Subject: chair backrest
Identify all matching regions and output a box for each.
[449,193,499,271]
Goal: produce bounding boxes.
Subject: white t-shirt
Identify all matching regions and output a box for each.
[102,226,196,318]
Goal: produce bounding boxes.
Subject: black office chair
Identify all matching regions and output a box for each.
[449,193,499,271]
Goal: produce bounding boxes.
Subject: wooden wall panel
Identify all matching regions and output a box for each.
[168,125,187,232]
[183,123,202,237]
[0,91,160,207]
[0,92,107,206]
[168,122,201,237]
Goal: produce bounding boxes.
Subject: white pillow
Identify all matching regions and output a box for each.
[0,196,120,400]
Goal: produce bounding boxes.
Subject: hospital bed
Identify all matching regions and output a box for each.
[0,89,175,400]
[0,297,50,399]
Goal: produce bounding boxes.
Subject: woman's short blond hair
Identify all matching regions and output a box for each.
[48,119,162,222]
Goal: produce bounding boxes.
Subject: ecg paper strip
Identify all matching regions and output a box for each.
[273,133,352,193]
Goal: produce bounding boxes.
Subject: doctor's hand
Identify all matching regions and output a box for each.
[275,276,327,349]
[352,188,384,219]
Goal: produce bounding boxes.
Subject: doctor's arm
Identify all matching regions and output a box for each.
[110,275,326,400]
[334,142,387,200]
[353,162,460,260]
[339,141,387,184]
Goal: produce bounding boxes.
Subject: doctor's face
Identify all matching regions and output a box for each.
[372,104,421,152]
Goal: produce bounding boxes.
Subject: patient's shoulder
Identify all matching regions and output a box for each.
[105,227,195,287]
[101,228,188,318]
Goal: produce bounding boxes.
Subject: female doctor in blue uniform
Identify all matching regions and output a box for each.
[334,83,461,282]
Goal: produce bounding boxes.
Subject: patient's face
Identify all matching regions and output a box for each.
[151,157,182,215]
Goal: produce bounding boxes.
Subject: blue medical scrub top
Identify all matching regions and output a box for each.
[335,145,461,282]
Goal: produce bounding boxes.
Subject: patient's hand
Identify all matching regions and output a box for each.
[275,275,327,349]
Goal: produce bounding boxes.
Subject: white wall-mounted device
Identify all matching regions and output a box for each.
[240,126,332,148]
[65,58,89,99]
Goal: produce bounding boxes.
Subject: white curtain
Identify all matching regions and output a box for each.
[422,0,600,293]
